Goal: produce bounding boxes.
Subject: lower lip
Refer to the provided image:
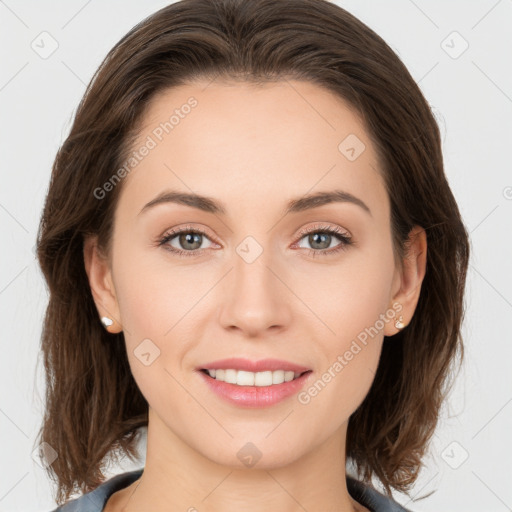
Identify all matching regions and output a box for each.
[198,370,313,408]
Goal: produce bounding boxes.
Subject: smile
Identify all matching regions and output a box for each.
[201,368,310,386]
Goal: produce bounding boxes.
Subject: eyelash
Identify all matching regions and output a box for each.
[157,224,353,258]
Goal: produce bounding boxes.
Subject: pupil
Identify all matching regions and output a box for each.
[310,233,330,249]
[180,232,201,250]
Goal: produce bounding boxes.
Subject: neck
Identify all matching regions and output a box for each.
[113,408,366,512]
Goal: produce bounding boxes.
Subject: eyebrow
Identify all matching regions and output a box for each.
[138,189,372,217]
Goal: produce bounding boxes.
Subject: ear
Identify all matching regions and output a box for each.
[384,225,427,336]
[83,235,123,334]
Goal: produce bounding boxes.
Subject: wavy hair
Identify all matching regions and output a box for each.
[34,0,470,504]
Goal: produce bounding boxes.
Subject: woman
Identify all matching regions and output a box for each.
[35,0,470,510]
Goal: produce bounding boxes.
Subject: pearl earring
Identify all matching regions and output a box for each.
[395,315,405,330]
[101,316,113,328]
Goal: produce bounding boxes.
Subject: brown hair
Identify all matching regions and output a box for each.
[34,0,470,505]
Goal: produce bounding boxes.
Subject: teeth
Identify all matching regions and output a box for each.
[206,369,302,386]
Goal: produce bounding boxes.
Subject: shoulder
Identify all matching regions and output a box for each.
[47,469,144,512]
[347,475,414,512]
[46,468,412,512]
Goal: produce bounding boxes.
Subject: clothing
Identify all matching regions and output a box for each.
[49,468,413,511]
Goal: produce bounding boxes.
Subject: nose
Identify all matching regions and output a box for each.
[218,245,292,337]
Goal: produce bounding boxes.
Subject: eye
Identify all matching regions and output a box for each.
[158,225,215,257]
[157,223,353,258]
[294,224,353,257]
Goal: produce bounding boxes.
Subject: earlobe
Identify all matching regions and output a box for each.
[385,225,427,336]
[83,236,123,334]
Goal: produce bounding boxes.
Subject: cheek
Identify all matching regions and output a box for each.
[113,246,200,336]
[297,240,394,399]
[296,242,395,344]
[112,260,192,407]
[111,251,211,390]
[294,268,390,438]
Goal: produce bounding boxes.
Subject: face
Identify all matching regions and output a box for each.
[93,79,406,469]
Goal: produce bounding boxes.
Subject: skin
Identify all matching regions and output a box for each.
[84,79,427,512]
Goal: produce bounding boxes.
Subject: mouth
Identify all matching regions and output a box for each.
[197,366,314,408]
[199,368,313,386]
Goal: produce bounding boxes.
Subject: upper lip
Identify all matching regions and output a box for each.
[198,357,311,373]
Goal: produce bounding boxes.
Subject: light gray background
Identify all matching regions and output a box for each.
[1,1,511,511]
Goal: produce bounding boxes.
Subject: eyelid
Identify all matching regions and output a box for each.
[293,222,352,241]
[158,222,353,257]
[290,223,353,254]
[159,223,351,244]
[160,223,218,242]
[156,223,220,256]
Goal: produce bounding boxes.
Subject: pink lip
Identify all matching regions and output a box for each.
[198,357,311,373]
[198,369,314,408]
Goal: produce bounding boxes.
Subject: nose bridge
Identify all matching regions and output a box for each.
[235,237,274,292]
[219,233,290,333]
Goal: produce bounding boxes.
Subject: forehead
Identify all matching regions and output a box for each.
[116,79,387,220]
